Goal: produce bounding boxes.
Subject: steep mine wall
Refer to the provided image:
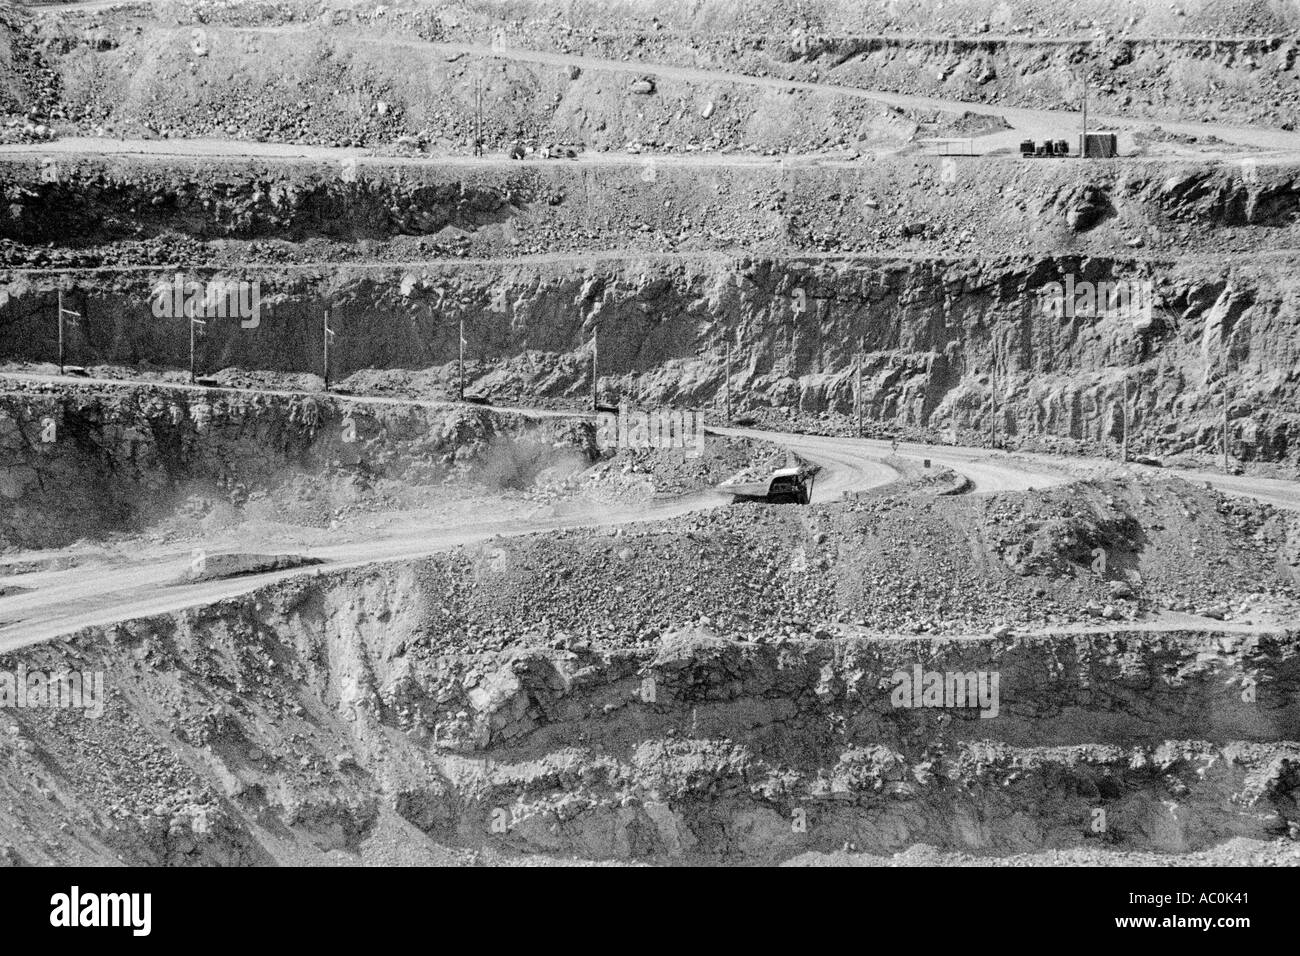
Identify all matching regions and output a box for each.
[3,74,1299,470]
[0,383,591,547]
[3,153,1297,257]
[1,164,522,244]
[3,252,1299,464]
[2,553,1296,863]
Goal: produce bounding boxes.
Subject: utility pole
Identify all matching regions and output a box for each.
[1081,33,1096,159]
[855,336,864,438]
[724,333,732,426]
[989,332,998,449]
[187,300,205,385]
[458,312,467,401]
[590,327,598,410]
[57,289,65,374]
[1081,69,1088,157]
[1120,370,1129,463]
[1221,346,1230,472]
[323,309,334,391]
[474,78,483,157]
[55,291,81,375]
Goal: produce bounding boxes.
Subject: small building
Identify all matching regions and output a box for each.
[1081,132,1119,158]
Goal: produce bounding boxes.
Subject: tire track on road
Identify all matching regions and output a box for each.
[1,373,1296,649]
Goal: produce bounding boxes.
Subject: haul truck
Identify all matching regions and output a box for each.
[718,465,815,505]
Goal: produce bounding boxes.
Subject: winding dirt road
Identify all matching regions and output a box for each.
[8,17,1300,162]
[0,383,904,649]
[1,372,1297,651]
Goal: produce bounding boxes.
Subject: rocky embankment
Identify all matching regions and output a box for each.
[2,154,1298,260]
[0,381,592,548]
[8,0,1300,148]
[2,472,1297,864]
[4,247,1299,467]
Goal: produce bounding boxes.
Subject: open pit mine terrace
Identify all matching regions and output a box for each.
[0,373,1298,865]
[0,0,1299,873]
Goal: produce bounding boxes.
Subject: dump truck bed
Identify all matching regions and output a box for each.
[718,466,812,504]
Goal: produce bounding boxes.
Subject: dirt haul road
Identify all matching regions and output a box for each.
[2,373,1299,651]
[0,373,891,649]
[417,37,1300,154]
[8,26,1300,160]
[107,25,1300,155]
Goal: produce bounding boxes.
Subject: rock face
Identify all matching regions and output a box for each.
[0,383,590,548]
[0,170,515,244]
[1063,184,1112,232]
[1,520,1296,864]
[10,2,1300,144]
[6,155,1299,256]
[28,15,915,154]
[3,10,1300,476]
[3,251,1298,467]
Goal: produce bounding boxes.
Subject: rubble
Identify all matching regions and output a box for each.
[0,0,1298,871]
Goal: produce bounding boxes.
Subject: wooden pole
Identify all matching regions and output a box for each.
[459,312,465,401]
[474,78,483,157]
[57,289,65,374]
[990,332,998,449]
[323,309,331,391]
[1222,347,1230,472]
[855,336,864,438]
[725,335,732,425]
[189,303,197,385]
[1082,74,1087,156]
[591,327,598,410]
[1121,370,1129,462]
